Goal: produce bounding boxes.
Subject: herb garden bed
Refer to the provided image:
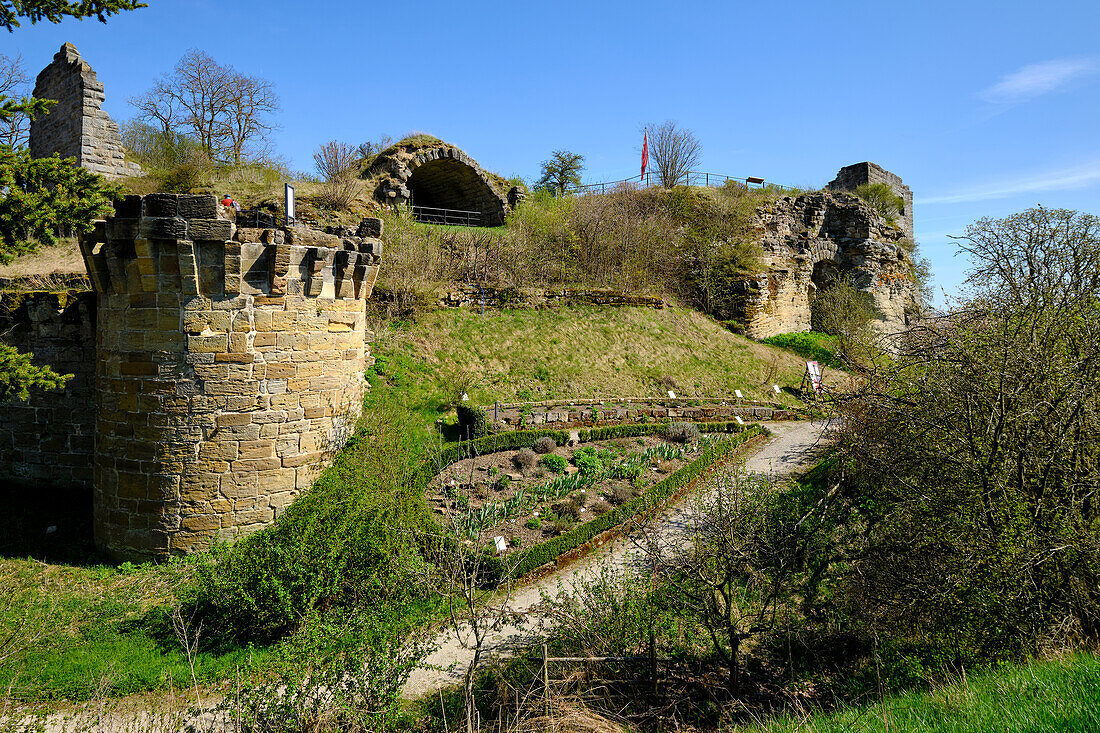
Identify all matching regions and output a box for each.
[424,423,768,578]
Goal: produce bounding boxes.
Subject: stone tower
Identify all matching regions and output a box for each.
[30,42,140,179]
[79,194,383,560]
[826,162,913,242]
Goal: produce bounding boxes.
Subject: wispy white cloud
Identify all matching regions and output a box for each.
[979,57,1097,103]
[918,161,1100,205]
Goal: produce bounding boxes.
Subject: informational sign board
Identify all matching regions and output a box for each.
[284,183,295,224]
[806,361,824,393]
[493,536,507,555]
[734,389,743,400]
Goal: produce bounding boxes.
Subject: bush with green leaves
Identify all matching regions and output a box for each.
[761,332,842,370]
[539,454,568,473]
[228,608,428,732]
[571,446,608,476]
[855,182,904,223]
[455,402,488,440]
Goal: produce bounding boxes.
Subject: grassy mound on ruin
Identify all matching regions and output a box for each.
[373,304,815,416]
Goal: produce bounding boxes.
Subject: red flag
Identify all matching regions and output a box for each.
[640,130,649,179]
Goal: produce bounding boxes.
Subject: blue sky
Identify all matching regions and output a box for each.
[7,0,1100,302]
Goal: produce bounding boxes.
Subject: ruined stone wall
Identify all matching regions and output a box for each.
[79,194,382,560]
[827,162,913,241]
[739,189,918,340]
[0,291,96,490]
[372,144,510,226]
[30,43,140,179]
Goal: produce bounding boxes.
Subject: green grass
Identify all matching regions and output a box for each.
[761,331,841,370]
[735,653,1100,733]
[0,557,270,701]
[376,305,810,416]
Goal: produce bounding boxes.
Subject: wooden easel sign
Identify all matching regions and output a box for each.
[804,361,824,395]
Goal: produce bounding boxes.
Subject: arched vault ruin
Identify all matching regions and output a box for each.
[371,143,509,226]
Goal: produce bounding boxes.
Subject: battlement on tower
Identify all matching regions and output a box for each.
[79,194,384,560]
[80,194,382,301]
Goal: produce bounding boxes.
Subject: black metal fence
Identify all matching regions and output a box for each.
[566,171,799,196]
[412,205,482,227]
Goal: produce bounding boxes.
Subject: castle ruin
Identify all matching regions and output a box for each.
[29,43,141,179]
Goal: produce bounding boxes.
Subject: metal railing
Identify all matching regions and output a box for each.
[412,205,482,227]
[565,171,799,196]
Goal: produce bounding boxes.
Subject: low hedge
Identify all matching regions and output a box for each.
[577,420,752,443]
[504,425,766,579]
[414,428,573,486]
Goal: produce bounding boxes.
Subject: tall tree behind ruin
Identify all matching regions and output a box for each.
[0,53,29,148]
[129,49,280,165]
[648,120,701,187]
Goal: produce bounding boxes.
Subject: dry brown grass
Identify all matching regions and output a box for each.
[520,698,629,733]
[0,237,84,278]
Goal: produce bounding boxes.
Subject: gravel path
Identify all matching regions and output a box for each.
[401,420,833,699]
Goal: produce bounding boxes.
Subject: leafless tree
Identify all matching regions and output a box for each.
[417,455,524,733]
[0,52,30,148]
[637,468,794,692]
[357,135,394,159]
[129,49,280,165]
[647,120,701,187]
[313,140,361,210]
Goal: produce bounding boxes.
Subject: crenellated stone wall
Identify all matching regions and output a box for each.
[79,194,382,560]
[0,291,97,490]
[29,43,141,179]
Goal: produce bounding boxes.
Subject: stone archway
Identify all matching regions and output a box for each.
[375,145,509,227]
[809,259,842,333]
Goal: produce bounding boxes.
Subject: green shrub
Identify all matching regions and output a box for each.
[455,403,488,440]
[571,446,606,476]
[540,454,568,473]
[525,517,541,530]
[855,182,905,223]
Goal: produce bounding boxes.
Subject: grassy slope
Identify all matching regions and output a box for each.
[378,305,815,415]
[737,653,1100,733]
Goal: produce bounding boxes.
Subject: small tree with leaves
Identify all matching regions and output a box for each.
[536,150,584,196]
[855,182,904,223]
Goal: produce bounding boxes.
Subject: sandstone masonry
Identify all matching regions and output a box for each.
[827,162,913,242]
[79,194,382,560]
[738,182,919,341]
[29,43,141,179]
[0,291,96,490]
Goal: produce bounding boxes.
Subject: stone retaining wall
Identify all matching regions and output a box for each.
[79,194,382,560]
[438,285,664,310]
[485,399,794,430]
[0,291,96,490]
